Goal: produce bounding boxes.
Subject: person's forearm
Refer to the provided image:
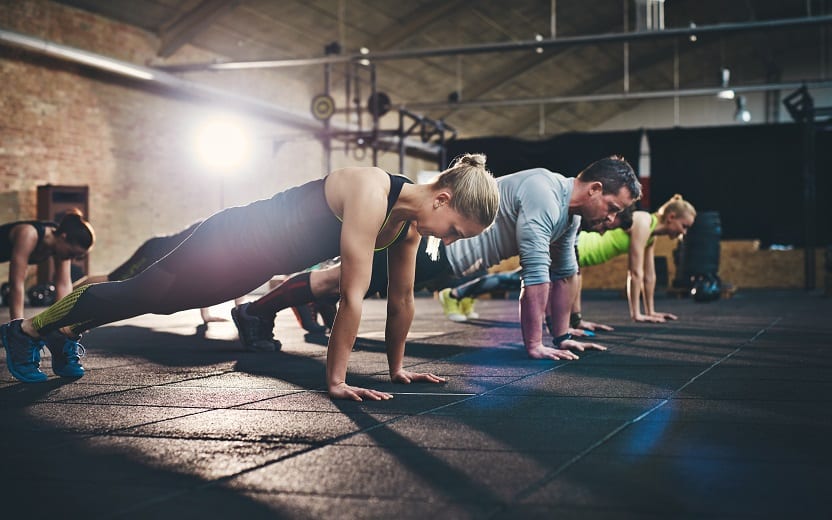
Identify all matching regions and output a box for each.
[626,271,644,319]
[326,294,363,388]
[571,272,583,319]
[385,294,414,375]
[520,283,550,351]
[549,274,578,336]
[643,276,656,315]
[9,286,25,321]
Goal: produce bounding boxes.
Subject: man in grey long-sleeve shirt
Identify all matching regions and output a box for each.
[440,157,640,359]
[238,156,641,359]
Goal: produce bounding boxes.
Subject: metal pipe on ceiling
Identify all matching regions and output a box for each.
[402,79,832,111]
[0,27,320,131]
[152,15,832,72]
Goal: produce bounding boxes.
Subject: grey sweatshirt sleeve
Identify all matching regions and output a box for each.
[514,176,563,285]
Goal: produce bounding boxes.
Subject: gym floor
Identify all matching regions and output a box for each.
[1,289,831,519]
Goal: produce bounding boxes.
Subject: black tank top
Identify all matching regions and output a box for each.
[377,173,413,251]
[332,172,412,251]
[0,221,56,264]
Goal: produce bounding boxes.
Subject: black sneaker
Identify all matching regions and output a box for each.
[315,300,338,330]
[292,304,327,334]
[230,303,281,352]
[1,320,48,383]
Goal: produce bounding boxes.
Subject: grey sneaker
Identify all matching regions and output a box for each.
[230,303,281,352]
[1,320,48,383]
[45,332,86,378]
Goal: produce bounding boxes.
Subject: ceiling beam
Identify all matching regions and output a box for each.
[432,3,620,123]
[153,14,832,71]
[496,45,695,136]
[372,0,469,51]
[434,49,576,121]
[158,0,242,58]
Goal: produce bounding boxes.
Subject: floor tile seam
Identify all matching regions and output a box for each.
[0,407,224,454]
[396,360,588,417]
[0,381,232,407]
[36,369,253,405]
[103,431,322,446]
[78,314,788,512]
[220,389,314,409]
[658,317,782,404]
[106,439,338,518]
[109,395,488,516]
[238,488,507,504]
[108,421,425,519]
[33,400,223,411]
[489,317,782,516]
[104,361,568,516]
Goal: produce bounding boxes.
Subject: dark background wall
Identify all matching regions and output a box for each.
[648,124,830,247]
[448,124,831,247]
[446,130,643,178]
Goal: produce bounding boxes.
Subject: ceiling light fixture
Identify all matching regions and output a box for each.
[717,68,735,99]
[734,95,751,122]
[688,22,698,42]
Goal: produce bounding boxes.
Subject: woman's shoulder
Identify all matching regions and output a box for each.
[627,211,653,239]
[326,167,392,210]
[6,221,41,246]
[632,211,652,226]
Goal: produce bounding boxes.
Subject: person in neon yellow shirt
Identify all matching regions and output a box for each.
[568,194,697,329]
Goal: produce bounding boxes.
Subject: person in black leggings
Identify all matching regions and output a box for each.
[2,155,499,401]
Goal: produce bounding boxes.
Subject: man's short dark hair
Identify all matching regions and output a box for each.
[576,155,642,201]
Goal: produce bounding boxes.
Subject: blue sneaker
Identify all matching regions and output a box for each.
[45,332,86,378]
[1,320,48,383]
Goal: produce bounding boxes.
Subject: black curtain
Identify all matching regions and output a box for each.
[816,127,832,247]
[445,130,643,178]
[648,124,830,247]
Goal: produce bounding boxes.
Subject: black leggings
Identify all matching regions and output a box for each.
[107,222,200,281]
[32,180,342,336]
[453,270,521,299]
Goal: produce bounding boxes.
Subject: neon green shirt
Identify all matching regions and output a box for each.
[577,213,658,267]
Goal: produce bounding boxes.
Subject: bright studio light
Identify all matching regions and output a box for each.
[192,113,251,173]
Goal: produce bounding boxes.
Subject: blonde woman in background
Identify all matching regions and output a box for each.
[566,194,697,330]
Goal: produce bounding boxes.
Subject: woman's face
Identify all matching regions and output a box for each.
[666,212,695,239]
[416,197,487,245]
[55,234,90,260]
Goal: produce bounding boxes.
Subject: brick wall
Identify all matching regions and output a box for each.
[0,0,331,282]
